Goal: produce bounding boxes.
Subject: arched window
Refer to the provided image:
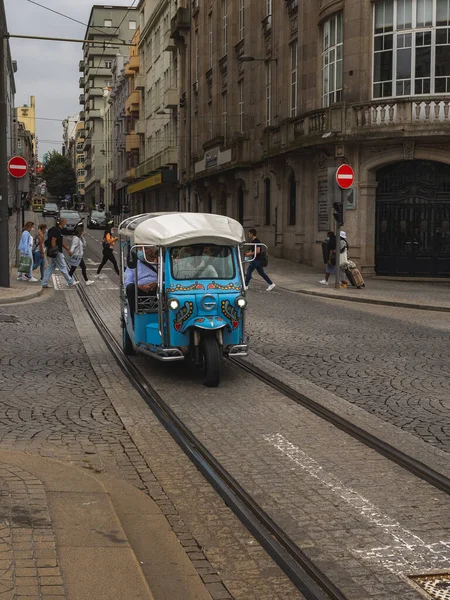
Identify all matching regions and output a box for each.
[264,178,271,226]
[289,173,296,226]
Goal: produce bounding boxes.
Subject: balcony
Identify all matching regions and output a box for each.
[79,76,85,88]
[164,33,176,52]
[126,133,140,152]
[83,137,92,150]
[86,87,104,100]
[171,7,190,42]
[125,91,140,115]
[135,74,145,91]
[87,108,101,119]
[124,168,136,183]
[135,120,146,135]
[88,67,111,78]
[79,94,85,105]
[164,88,178,109]
[79,111,86,120]
[79,60,85,72]
[135,147,178,178]
[349,98,450,136]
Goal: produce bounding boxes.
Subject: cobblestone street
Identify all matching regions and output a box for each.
[246,284,450,451]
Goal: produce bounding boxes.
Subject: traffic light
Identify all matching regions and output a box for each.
[333,202,344,226]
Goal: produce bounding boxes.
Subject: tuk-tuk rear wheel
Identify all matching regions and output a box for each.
[122,325,135,356]
[201,336,221,388]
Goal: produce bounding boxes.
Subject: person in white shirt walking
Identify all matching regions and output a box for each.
[68,227,94,285]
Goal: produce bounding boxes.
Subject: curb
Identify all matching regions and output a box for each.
[0,286,43,305]
[274,285,450,313]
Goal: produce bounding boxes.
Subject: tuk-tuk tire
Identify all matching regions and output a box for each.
[201,336,221,387]
[122,325,135,356]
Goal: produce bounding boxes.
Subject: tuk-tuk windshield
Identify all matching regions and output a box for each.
[171,245,235,280]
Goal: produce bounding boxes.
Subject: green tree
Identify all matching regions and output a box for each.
[42,150,76,198]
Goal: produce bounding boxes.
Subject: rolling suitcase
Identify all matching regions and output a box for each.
[351,268,365,289]
[345,268,356,288]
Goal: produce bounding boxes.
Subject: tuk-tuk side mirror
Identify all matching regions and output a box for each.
[127,249,137,269]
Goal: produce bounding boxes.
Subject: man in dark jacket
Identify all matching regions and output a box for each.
[244,229,275,291]
[41,219,78,289]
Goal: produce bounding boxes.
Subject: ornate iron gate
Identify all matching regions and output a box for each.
[376,161,450,277]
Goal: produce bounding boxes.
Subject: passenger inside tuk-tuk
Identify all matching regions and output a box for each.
[171,244,234,280]
[124,246,158,323]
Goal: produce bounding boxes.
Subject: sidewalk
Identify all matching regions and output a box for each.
[0,451,210,600]
[259,255,450,312]
[0,268,43,305]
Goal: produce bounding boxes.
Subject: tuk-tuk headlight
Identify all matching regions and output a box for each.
[235,296,247,309]
[168,298,180,311]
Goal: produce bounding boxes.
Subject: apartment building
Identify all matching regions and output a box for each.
[17,96,36,156]
[80,5,138,209]
[126,0,179,212]
[175,0,450,278]
[62,113,79,167]
[74,121,86,204]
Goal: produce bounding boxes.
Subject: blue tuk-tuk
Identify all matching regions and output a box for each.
[119,212,249,387]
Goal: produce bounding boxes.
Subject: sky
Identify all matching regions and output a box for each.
[5,0,133,160]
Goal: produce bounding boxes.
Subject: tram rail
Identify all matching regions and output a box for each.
[75,281,348,600]
[229,357,450,497]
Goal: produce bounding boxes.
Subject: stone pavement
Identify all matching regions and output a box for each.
[0,268,43,305]
[259,255,450,311]
[76,254,450,600]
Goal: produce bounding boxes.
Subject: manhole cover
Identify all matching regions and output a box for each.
[410,574,450,599]
[0,315,19,323]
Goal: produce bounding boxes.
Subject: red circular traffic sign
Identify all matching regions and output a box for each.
[336,164,354,190]
[8,156,28,179]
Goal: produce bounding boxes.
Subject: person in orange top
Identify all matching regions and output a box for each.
[96,225,119,278]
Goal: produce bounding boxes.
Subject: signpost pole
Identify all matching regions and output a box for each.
[335,220,341,290]
[334,164,354,290]
[0,18,9,287]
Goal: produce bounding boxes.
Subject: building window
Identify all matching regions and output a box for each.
[222,92,227,141]
[238,81,244,132]
[104,60,112,69]
[322,12,343,107]
[239,0,245,41]
[222,0,228,56]
[266,63,272,126]
[374,0,450,97]
[104,19,112,27]
[290,40,298,117]
[208,15,213,68]
[129,20,137,30]
[264,178,271,226]
[195,30,199,81]
[288,173,296,226]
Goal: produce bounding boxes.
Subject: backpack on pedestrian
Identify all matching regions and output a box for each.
[259,247,269,267]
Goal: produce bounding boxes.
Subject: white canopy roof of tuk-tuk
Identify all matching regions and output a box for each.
[119,213,245,246]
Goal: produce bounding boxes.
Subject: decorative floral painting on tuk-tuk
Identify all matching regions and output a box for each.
[221,300,239,329]
[173,301,194,332]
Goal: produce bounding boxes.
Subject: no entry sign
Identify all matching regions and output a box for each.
[8,156,28,179]
[336,164,354,190]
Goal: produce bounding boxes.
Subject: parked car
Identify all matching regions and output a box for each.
[58,210,83,235]
[87,210,107,229]
[42,202,58,217]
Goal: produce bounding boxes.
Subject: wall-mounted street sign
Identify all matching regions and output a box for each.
[336,164,354,189]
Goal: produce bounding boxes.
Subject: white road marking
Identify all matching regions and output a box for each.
[264,433,450,574]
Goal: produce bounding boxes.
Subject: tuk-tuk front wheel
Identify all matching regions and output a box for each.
[122,325,135,356]
[201,336,221,387]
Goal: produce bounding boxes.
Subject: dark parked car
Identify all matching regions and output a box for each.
[58,210,83,235]
[87,210,107,229]
[42,202,58,217]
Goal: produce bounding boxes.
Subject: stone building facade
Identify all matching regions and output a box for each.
[174,0,450,278]
[126,0,179,213]
[81,5,138,209]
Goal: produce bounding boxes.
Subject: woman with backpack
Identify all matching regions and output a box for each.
[96,225,119,278]
[68,226,94,286]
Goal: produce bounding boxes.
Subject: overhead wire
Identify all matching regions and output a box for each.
[25,0,129,43]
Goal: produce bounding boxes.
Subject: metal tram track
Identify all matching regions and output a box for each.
[229,357,450,497]
[75,282,348,600]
